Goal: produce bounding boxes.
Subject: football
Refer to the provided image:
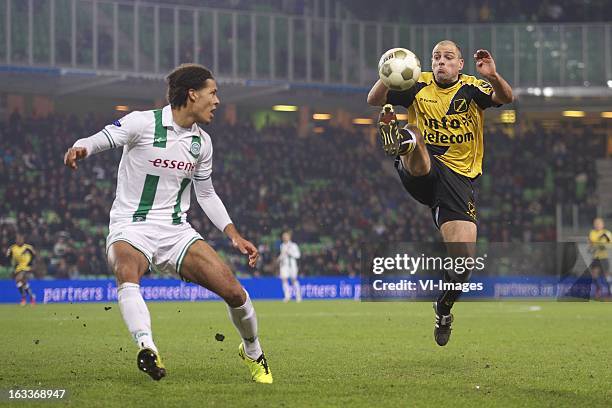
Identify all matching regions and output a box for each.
[378,48,421,91]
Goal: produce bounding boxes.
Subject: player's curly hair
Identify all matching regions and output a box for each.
[166,64,214,109]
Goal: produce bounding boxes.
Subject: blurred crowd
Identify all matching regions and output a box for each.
[0,111,607,279]
[479,121,604,241]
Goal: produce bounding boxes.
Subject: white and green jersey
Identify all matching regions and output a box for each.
[74,105,232,230]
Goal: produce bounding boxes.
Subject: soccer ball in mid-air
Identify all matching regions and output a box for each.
[378,48,421,91]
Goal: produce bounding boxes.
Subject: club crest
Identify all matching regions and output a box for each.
[190,141,201,157]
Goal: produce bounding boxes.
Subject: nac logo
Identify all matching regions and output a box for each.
[466,202,477,221]
[453,98,468,113]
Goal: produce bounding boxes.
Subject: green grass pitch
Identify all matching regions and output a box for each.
[1,300,611,407]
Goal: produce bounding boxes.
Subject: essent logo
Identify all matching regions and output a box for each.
[149,158,196,171]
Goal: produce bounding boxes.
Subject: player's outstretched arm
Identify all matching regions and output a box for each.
[474,49,513,105]
[63,146,88,170]
[64,112,143,170]
[367,79,390,106]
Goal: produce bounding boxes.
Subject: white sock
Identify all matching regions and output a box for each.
[282,280,291,300]
[293,280,302,301]
[117,282,158,353]
[227,290,262,359]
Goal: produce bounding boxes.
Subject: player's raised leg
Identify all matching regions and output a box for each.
[179,240,273,384]
[433,221,477,346]
[378,104,430,177]
[108,241,166,381]
[399,123,430,177]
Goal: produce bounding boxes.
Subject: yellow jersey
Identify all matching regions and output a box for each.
[6,244,36,273]
[589,229,612,260]
[387,72,500,178]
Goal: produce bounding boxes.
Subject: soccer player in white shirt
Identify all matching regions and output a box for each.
[278,231,302,302]
[63,64,272,384]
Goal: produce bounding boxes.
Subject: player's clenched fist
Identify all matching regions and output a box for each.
[63,147,87,170]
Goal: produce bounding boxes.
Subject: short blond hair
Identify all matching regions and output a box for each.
[433,40,463,59]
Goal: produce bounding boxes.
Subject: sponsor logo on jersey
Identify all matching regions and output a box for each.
[419,97,438,104]
[111,119,122,127]
[423,130,474,145]
[420,113,477,145]
[424,115,467,130]
[149,158,196,172]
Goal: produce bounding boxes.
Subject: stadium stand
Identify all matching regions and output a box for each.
[128,0,612,23]
[3,1,609,89]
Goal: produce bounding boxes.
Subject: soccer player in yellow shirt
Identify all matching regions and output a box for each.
[368,41,513,346]
[588,217,611,298]
[6,233,37,306]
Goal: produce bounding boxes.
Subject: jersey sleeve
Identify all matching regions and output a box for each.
[192,138,232,231]
[193,138,213,181]
[73,111,144,157]
[472,79,502,110]
[386,87,418,108]
[193,178,233,232]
